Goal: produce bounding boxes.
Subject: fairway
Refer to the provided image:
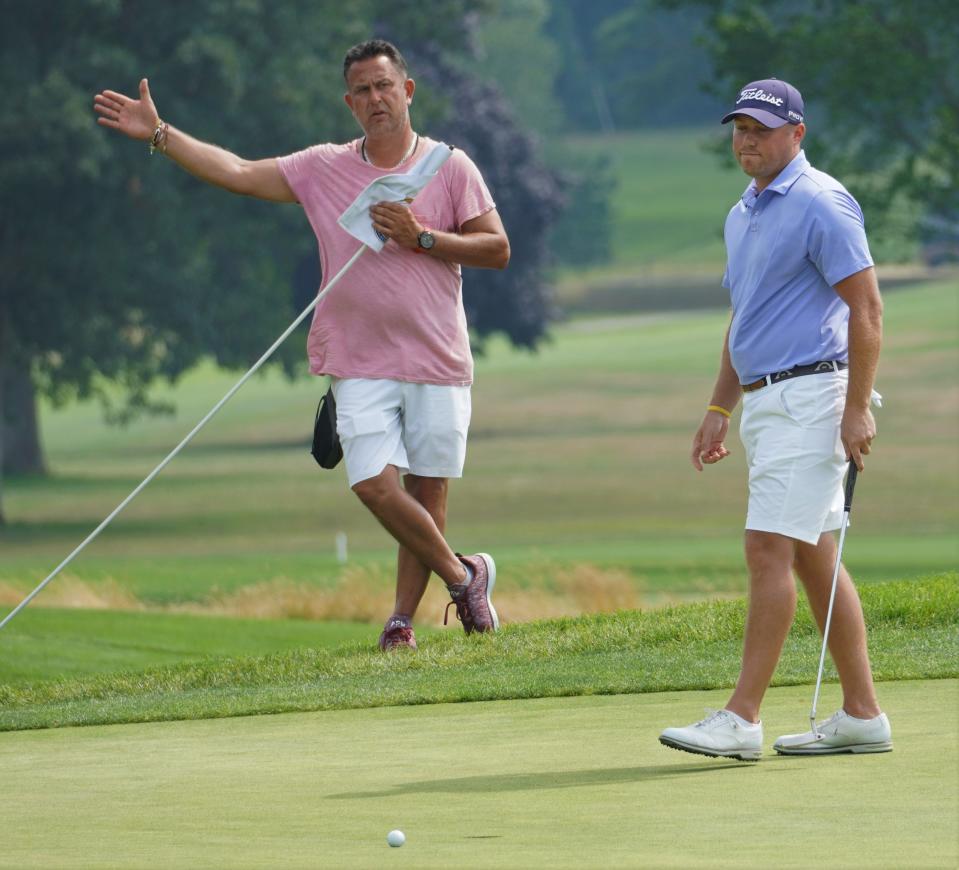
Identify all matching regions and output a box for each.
[1,679,954,869]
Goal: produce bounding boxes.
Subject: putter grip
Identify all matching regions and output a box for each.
[844,460,858,512]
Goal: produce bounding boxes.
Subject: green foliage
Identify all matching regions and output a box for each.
[1,0,368,414]
[470,3,616,271]
[474,0,565,137]
[1,575,955,730]
[0,0,540,417]
[662,0,959,245]
[544,0,724,131]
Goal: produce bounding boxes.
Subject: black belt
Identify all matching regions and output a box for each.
[742,360,848,393]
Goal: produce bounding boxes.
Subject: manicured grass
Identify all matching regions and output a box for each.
[2,575,954,732]
[0,679,954,868]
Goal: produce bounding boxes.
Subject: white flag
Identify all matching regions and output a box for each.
[337,143,455,251]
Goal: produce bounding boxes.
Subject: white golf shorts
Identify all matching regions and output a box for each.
[739,370,848,545]
[330,377,471,487]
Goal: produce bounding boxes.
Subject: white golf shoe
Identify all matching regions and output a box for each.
[659,709,763,761]
[774,709,892,755]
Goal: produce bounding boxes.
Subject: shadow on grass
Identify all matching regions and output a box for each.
[331,760,758,798]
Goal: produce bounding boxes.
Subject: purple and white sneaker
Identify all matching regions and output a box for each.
[445,553,499,634]
[378,615,417,651]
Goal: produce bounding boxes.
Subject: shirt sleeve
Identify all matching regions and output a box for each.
[805,188,874,287]
[276,145,327,205]
[445,149,496,229]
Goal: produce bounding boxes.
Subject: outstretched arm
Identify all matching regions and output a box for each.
[94,78,295,203]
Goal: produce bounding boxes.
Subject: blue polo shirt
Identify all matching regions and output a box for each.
[723,150,873,384]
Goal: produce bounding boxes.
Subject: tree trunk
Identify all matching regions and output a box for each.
[0,356,4,527]
[1,359,46,477]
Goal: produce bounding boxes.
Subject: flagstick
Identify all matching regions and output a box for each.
[0,245,367,632]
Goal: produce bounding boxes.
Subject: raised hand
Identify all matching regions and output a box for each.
[94,78,159,141]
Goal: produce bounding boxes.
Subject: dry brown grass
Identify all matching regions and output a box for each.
[0,563,666,625]
[174,565,397,622]
[493,563,644,622]
[0,576,143,611]
[172,562,651,625]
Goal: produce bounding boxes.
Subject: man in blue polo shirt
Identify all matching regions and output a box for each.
[659,79,891,760]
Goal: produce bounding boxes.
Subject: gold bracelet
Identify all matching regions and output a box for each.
[707,404,732,418]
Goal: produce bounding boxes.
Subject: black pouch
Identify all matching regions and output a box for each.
[311,386,343,469]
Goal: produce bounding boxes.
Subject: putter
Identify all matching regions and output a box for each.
[809,458,859,738]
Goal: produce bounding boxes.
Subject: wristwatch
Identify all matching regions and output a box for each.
[417,230,435,251]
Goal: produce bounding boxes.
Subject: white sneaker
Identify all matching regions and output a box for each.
[774,709,892,755]
[659,710,763,761]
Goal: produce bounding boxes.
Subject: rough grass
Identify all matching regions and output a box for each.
[1,574,954,733]
[0,576,143,611]
[0,562,655,624]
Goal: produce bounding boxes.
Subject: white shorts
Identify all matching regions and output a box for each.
[330,378,471,487]
[739,371,848,545]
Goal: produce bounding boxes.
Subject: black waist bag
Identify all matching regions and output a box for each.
[311,386,343,469]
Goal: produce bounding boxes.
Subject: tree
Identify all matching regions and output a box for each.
[470,1,614,270]
[544,0,724,131]
[659,0,959,242]
[0,0,562,521]
[0,0,367,515]
[473,0,565,138]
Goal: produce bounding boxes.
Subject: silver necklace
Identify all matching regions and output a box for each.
[361,134,418,169]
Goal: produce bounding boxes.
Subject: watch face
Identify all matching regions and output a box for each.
[418,231,435,249]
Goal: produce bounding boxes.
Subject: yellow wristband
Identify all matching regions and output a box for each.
[707,404,732,418]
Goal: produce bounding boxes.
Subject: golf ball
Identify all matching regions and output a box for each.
[387,829,405,848]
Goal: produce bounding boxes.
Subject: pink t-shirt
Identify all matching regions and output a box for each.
[277,138,496,386]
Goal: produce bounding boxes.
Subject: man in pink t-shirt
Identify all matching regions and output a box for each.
[94,39,510,650]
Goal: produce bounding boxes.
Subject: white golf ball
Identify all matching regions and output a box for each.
[387,829,405,848]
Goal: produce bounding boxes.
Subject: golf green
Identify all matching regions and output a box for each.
[1,679,955,868]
